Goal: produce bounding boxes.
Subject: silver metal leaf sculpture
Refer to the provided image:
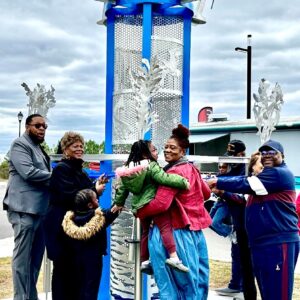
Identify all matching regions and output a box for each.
[21,82,56,118]
[129,57,164,139]
[159,48,182,78]
[253,79,283,144]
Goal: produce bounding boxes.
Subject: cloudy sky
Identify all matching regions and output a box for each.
[1,0,299,154]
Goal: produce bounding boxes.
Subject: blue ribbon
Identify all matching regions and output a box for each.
[104,0,194,18]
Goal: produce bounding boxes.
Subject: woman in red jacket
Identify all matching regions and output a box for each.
[137,124,211,300]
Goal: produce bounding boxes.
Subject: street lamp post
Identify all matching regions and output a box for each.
[235,34,252,119]
[17,111,23,137]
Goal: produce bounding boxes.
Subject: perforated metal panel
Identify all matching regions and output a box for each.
[151,93,182,151]
[153,16,184,41]
[111,15,143,299]
[151,16,184,151]
[110,13,185,299]
[112,15,184,151]
[113,15,143,147]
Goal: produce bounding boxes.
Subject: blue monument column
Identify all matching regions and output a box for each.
[97,1,205,299]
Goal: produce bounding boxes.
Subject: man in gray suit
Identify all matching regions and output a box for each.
[3,114,51,300]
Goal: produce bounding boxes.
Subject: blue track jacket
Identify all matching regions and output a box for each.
[217,162,299,247]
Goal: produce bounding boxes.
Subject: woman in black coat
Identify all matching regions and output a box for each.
[44,131,107,300]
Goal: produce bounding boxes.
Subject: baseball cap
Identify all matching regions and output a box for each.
[259,140,284,154]
[226,140,246,156]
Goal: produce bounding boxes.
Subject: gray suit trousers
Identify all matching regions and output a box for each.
[7,211,45,300]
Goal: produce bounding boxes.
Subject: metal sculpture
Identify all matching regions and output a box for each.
[130,58,161,139]
[253,78,284,144]
[114,55,182,142]
[96,1,208,299]
[21,82,56,118]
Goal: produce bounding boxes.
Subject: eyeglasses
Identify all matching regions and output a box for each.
[28,123,48,129]
[261,150,277,156]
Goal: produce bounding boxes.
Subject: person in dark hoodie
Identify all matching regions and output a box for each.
[62,189,119,300]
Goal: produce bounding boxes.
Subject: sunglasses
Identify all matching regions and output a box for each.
[28,123,48,129]
[261,150,277,156]
[218,165,228,169]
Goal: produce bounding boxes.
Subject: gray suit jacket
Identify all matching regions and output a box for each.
[3,133,51,215]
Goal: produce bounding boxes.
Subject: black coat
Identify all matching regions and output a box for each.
[66,209,118,300]
[44,158,96,260]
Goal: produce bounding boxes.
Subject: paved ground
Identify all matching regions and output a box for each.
[0,182,13,239]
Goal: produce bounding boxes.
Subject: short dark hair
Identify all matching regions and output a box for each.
[74,189,95,212]
[25,114,43,125]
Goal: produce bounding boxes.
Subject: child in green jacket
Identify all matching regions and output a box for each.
[111,140,189,274]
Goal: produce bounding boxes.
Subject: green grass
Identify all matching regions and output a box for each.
[0,257,11,299]
[209,259,300,299]
[0,257,299,299]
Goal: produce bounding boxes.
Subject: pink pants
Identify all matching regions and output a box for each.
[140,211,176,262]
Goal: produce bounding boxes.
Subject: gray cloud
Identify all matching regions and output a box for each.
[189,0,300,122]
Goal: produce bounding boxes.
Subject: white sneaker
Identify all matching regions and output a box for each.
[165,258,189,273]
[141,260,153,275]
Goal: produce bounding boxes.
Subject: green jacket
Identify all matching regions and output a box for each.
[114,160,189,213]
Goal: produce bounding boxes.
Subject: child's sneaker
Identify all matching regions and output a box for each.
[229,230,237,244]
[165,258,189,273]
[141,260,154,275]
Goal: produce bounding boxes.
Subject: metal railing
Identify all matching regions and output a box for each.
[50,153,250,166]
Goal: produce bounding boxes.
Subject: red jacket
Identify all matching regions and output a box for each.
[296,193,300,234]
[137,162,212,230]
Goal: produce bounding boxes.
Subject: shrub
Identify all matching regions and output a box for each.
[0,160,9,179]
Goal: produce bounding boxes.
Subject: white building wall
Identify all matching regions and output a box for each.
[231,130,300,176]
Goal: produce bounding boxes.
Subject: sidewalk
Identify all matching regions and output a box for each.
[0,237,13,258]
